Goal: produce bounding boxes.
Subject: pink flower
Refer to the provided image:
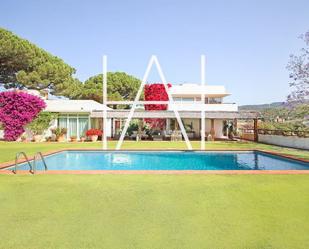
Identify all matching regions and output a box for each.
[0,91,46,141]
[144,83,171,129]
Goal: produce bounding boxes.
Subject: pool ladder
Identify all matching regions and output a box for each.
[14,152,48,174]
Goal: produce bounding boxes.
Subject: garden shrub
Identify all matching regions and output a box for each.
[144,83,171,129]
[0,91,46,141]
[27,112,57,135]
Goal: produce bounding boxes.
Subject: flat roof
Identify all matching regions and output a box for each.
[45,100,111,113]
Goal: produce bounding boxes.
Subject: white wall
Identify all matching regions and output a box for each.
[167,118,225,138]
[106,119,112,137]
[90,118,112,137]
[182,118,201,137]
[259,134,309,150]
[205,119,224,138]
[168,103,238,111]
[214,119,224,138]
[181,119,225,138]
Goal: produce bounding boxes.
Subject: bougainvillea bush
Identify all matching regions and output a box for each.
[0,91,46,141]
[144,83,171,129]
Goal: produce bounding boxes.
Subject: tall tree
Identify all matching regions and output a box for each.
[0,28,80,96]
[82,72,141,104]
[287,31,309,103]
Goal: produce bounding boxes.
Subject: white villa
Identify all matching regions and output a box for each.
[166,84,237,138]
[44,99,112,139]
[13,83,258,141]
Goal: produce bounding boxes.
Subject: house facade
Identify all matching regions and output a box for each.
[93,83,241,140]
[44,99,112,140]
[1,84,243,141]
[43,83,238,141]
[14,90,112,141]
[166,84,237,138]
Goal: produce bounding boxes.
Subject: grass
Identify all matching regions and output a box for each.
[0,140,308,164]
[1,141,308,248]
[0,174,309,249]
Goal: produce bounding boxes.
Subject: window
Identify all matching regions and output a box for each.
[181,98,194,102]
[68,118,77,137]
[79,117,89,137]
[208,97,222,104]
[58,116,67,129]
[58,114,89,138]
[173,97,195,102]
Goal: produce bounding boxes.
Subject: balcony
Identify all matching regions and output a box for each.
[167,102,238,112]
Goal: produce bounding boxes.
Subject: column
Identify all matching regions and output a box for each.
[234,118,238,130]
[234,118,238,138]
[166,118,170,131]
[77,114,80,140]
[111,118,114,138]
[254,118,258,142]
[210,119,215,140]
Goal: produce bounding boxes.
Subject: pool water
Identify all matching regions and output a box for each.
[12,151,309,171]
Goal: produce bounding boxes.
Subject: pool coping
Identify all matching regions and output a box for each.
[0,148,308,175]
[1,169,309,175]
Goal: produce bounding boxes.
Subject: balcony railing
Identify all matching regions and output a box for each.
[167,102,238,112]
[104,101,238,112]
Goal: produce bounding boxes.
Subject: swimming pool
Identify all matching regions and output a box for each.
[11,150,309,171]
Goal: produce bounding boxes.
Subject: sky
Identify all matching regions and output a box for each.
[1,0,309,105]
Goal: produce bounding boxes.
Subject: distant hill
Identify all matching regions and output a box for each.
[239,102,286,111]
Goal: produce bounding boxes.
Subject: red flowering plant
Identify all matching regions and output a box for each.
[86,129,103,137]
[144,83,171,129]
[0,91,46,141]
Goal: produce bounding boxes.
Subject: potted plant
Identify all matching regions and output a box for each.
[114,129,122,140]
[20,134,27,142]
[86,129,103,142]
[52,128,67,142]
[70,135,77,142]
[27,112,58,142]
[34,134,43,142]
[28,123,45,142]
[45,136,52,142]
[80,136,86,142]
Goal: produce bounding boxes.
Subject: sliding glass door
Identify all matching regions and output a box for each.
[58,117,67,129]
[68,117,77,137]
[79,117,89,137]
[58,114,89,140]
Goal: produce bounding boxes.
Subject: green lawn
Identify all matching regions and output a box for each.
[1,141,308,248]
[0,175,309,249]
[0,140,309,164]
